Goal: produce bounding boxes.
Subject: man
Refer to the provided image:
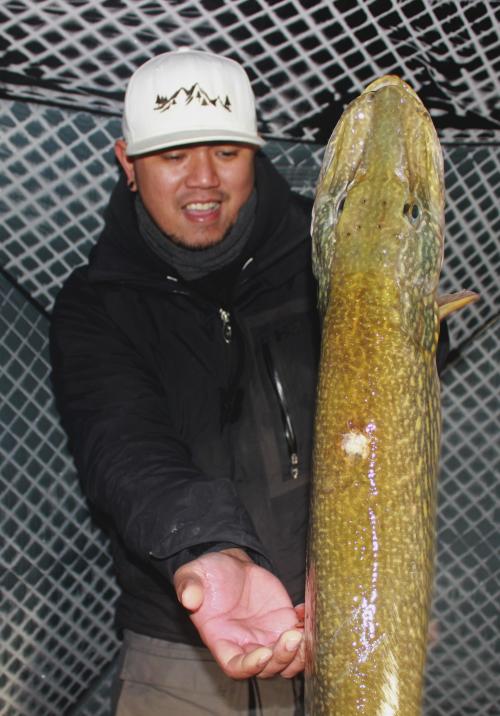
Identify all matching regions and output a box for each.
[50,49,319,714]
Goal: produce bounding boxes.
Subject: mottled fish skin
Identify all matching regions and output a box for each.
[305,76,444,715]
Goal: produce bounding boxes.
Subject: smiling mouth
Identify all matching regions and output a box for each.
[184,201,221,211]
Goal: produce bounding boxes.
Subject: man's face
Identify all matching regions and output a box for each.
[117,142,256,249]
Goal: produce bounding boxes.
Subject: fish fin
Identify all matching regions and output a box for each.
[438,291,480,320]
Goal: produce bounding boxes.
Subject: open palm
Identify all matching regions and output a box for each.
[174,549,304,679]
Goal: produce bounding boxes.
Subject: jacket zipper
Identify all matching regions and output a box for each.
[262,344,299,480]
[218,307,245,430]
[219,308,232,344]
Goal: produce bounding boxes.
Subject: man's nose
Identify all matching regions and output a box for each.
[185,149,220,188]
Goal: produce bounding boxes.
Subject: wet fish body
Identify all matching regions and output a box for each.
[305,76,444,715]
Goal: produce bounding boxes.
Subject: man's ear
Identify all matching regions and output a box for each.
[114,139,137,190]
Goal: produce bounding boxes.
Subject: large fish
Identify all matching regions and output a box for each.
[304,76,477,714]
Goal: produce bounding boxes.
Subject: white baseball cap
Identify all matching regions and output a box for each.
[122,48,265,156]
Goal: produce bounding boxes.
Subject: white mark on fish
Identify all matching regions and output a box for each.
[341,431,370,458]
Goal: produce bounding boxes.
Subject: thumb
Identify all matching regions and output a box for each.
[176,574,205,612]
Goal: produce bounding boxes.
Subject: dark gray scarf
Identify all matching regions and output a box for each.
[135,190,257,281]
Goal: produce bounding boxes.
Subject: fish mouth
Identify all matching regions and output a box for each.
[362,75,421,104]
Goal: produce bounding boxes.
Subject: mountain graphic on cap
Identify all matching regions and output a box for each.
[154,83,232,113]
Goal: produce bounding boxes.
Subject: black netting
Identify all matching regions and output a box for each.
[1,1,499,138]
[1,276,120,716]
[1,1,498,714]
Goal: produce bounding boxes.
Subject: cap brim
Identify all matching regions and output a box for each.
[126,129,266,156]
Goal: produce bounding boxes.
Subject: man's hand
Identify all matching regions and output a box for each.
[173,548,304,680]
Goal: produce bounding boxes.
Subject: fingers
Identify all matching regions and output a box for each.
[279,634,305,679]
[256,629,304,680]
[294,602,305,628]
[214,639,273,679]
[180,579,204,611]
[175,575,204,612]
[209,630,304,680]
[173,556,209,613]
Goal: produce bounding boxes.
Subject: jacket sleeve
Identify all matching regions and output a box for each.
[49,270,273,581]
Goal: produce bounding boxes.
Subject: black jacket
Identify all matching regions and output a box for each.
[50,154,320,644]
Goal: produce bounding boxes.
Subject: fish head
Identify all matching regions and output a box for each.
[312,75,444,350]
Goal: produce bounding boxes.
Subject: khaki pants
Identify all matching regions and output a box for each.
[112,630,303,715]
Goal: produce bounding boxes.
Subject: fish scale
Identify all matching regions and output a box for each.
[305,76,444,715]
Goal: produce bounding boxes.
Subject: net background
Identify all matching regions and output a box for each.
[1,1,498,714]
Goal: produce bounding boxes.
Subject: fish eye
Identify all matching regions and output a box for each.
[403,202,420,224]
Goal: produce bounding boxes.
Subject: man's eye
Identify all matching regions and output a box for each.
[163,153,183,161]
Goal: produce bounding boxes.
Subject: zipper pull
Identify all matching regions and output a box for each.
[219,308,232,344]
